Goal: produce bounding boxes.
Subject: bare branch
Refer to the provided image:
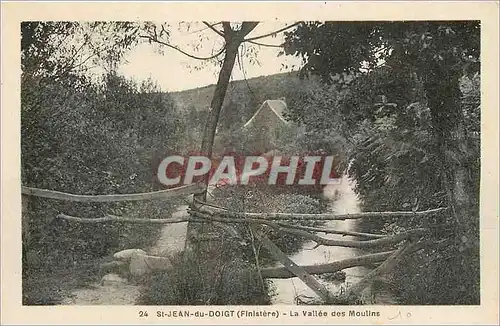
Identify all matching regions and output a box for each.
[275,225,428,249]
[193,198,384,239]
[243,22,300,42]
[247,40,284,48]
[198,204,448,221]
[202,21,225,38]
[57,213,203,224]
[342,241,417,300]
[275,222,386,239]
[140,35,225,61]
[50,208,433,253]
[55,206,424,250]
[261,250,395,278]
[21,183,204,202]
[190,210,428,249]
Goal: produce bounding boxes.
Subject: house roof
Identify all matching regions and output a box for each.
[243,99,288,128]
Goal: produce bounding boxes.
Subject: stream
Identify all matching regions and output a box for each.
[270,174,396,305]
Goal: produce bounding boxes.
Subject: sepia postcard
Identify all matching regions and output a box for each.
[1,1,499,325]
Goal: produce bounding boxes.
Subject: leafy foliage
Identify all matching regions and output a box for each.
[283,21,481,304]
[21,21,141,85]
[139,248,273,305]
[21,22,187,304]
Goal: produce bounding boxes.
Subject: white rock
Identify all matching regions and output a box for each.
[113,249,147,261]
[100,273,127,286]
[129,254,173,278]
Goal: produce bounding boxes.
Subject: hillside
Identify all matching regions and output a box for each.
[169,71,320,126]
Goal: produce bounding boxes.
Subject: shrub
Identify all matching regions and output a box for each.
[209,185,328,265]
[138,247,273,305]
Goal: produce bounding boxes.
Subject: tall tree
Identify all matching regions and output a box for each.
[283,21,481,304]
[142,22,302,251]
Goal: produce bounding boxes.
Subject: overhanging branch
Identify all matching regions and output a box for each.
[191,210,428,249]
[140,35,225,61]
[22,183,204,202]
[243,22,301,42]
[202,21,225,38]
[275,222,386,239]
[198,203,448,221]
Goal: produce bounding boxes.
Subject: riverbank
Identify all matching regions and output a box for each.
[270,175,398,305]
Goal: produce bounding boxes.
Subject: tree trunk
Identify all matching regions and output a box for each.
[185,42,239,251]
[425,68,476,244]
[198,42,240,161]
[424,65,480,303]
[185,22,259,252]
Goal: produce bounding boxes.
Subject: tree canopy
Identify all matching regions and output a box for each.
[283,20,481,304]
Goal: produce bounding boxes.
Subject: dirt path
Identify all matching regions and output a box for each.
[149,205,189,256]
[60,205,189,305]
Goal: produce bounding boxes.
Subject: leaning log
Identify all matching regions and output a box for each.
[200,205,448,221]
[253,227,334,302]
[342,241,416,300]
[260,251,394,278]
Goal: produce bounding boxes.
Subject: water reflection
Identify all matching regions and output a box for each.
[271,175,373,305]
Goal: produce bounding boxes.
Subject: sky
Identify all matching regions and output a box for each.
[117,22,303,92]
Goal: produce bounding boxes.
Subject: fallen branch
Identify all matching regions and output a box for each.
[275,222,386,239]
[56,208,428,250]
[56,210,426,249]
[191,210,427,249]
[139,35,226,61]
[198,203,448,221]
[252,227,334,302]
[193,200,387,239]
[261,250,395,278]
[57,213,203,224]
[21,183,204,202]
[275,225,428,249]
[261,240,436,279]
[342,241,416,301]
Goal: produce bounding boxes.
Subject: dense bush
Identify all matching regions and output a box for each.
[210,185,328,265]
[21,22,190,304]
[22,71,187,262]
[139,244,273,305]
[284,68,480,305]
[282,21,481,305]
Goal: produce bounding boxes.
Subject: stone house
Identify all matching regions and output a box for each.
[241,98,291,153]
